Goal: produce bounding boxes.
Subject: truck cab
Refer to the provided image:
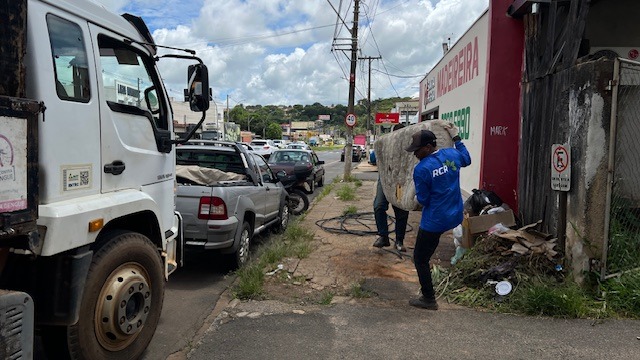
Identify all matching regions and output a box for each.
[0,0,210,358]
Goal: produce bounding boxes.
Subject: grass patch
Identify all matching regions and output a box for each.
[349,282,373,298]
[336,184,356,201]
[600,271,640,318]
[234,263,265,300]
[343,205,358,216]
[319,290,335,305]
[316,183,335,202]
[342,174,362,187]
[233,221,316,300]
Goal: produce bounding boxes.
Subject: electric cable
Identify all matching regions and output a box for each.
[315,211,413,236]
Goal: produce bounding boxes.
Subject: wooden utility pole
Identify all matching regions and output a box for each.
[343,0,359,179]
[359,55,381,147]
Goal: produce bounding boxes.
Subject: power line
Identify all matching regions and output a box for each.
[371,68,424,78]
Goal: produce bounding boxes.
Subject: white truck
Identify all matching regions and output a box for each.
[0,0,210,358]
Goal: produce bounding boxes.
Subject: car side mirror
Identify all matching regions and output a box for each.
[317,160,325,165]
[276,170,287,180]
[187,64,209,112]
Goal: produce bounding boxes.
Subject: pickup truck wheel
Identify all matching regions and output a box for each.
[46,231,164,360]
[274,202,290,233]
[230,222,252,269]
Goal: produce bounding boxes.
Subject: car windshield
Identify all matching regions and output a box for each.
[269,151,310,163]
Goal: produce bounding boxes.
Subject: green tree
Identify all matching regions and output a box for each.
[266,122,282,139]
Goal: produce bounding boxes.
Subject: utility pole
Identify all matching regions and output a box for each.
[343,0,359,179]
[358,55,381,147]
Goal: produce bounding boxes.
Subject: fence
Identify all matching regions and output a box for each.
[602,58,640,280]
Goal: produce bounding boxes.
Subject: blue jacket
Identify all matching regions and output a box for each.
[413,141,471,232]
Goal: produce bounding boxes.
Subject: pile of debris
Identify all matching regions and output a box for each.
[445,221,562,292]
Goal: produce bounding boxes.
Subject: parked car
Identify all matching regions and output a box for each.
[250,139,277,158]
[272,139,287,149]
[286,143,311,150]
[175,142,289,268]
[238,142,255,151]
[354,144,367,159]
[341,146,362,162]
[268,149,325,194]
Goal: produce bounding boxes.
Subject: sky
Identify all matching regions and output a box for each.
[93,0,489,108]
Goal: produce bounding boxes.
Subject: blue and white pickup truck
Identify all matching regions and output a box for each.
[176,141,289,268]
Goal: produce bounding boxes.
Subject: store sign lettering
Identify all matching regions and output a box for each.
[422,36,481,109]
[441,106,471,140]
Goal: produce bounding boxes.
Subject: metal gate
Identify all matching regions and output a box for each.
[602,58,640,280]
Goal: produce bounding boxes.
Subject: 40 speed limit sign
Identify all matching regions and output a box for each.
[345,113,357,127]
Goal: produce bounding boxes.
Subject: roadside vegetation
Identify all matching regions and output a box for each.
[436,234,640,319]
[233,220,315,299]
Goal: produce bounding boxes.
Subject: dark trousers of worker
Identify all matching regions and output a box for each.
[413,228,442,300]
[373,180,409,242]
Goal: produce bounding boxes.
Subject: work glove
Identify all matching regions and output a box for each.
[444,122,459,139]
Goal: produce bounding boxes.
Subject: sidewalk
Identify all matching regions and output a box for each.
[181,163,640,360]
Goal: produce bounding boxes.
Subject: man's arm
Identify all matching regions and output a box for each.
[444,123,471,167]
[413,164,431,207]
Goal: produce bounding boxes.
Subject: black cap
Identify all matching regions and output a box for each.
[405,130,437,152]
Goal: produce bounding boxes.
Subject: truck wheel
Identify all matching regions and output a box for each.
[340,155,344,162]
[230,221,252,269]
[273,201,290,234]
[60,231,164,360]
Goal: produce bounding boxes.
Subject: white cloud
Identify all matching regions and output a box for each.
[91,0,490,106]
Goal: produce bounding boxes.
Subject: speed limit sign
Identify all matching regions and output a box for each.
[345,113,357,127]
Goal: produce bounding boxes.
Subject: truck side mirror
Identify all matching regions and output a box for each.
[187,64,210,112]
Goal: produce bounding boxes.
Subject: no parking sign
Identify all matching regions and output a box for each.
[551,144,570,191]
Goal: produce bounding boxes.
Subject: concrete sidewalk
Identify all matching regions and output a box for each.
[181,163,640,360]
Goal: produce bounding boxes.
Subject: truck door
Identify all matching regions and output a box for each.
[89,25,175,230]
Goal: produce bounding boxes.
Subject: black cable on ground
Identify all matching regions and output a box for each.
[315,211,414,236]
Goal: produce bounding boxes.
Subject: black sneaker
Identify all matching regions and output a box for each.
[372,236,390,248]
[395,241,406,252]
[409,296,438,310]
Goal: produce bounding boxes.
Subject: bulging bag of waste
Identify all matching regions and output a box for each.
[374,120,454,211]
[464,189,504,216]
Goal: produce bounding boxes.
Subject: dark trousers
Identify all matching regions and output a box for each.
[373,180,409,243]
[413,228,443,299]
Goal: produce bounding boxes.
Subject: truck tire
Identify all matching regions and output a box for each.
[44,231,165,360]
[229,221,252,269]
[340,154,344,162]
[273,201,290,234]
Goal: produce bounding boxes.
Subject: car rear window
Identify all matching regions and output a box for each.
[176,150,246,174]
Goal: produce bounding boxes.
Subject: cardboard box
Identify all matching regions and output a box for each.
[461,209,516,248]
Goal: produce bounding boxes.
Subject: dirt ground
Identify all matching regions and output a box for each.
[261,179,456,304]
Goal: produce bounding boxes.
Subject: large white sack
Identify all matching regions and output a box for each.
[373,120,454,211]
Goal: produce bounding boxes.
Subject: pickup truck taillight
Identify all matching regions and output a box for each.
[198,197,228,220]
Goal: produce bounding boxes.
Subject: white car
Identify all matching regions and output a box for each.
[272,139,287,149]
[250,139,277,158]
[286,143,311,150]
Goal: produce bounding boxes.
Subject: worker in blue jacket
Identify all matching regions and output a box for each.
[405,124,471,310]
